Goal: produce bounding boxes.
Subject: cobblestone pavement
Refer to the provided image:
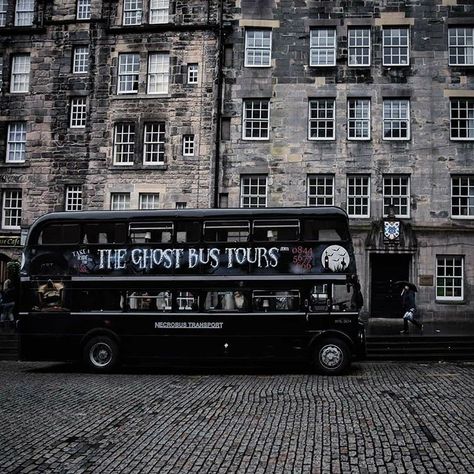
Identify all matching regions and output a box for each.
[0,361,473,474]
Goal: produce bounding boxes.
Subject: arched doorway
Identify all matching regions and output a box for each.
[365,218,418,319]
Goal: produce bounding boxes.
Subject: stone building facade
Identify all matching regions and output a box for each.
[0,0,473,323]
[218,0,474,322]
[0,0,221,277]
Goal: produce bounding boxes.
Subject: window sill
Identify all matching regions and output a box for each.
[435,299,466,305]
[109,164,168,171]
[0,162,30,168]
[112,94,170,100]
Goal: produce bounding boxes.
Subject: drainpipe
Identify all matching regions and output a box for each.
[213,0,224,208]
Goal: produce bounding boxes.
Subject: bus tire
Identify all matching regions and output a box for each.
[82,336,119,373]
[313,338,350,375]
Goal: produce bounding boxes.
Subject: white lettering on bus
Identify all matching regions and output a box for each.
[154,321,224,329]
[97,247,281,271]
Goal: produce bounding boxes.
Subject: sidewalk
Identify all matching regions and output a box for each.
[367,317,474,337]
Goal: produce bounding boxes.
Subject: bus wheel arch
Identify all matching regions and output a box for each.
[81,330,120,373]
[310,332,352,375]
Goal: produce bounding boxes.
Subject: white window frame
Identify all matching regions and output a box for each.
[182,135,195,156]
[383,99,410,141]
[450,99,474,141]
[242,99,270,140]
[382,27,410,66]
[10,54,30,93]
[310,28,336,67]
[0,0,7,27]
[110,193,131,210]
[451,175,474,219]
[245,29,272,67]
[143,122,165,165]
[347,175,370,218]
[139,193,160,210]
[348,28,371,67]
[69,97,87,128]
[187,63,198,84]
[347,98,371,140]
[449,27,474,66]
[436,256,464,302]
[383,175,410,218]
[73,46,89,74]
[0,57,3,91]
[76,0,91,20]
[147,53,169,94]
[240,175,268,208]
[307,175,334,206]
[65,185,83,211]
[118,53,140,94]
[149,0,169,24]
[2,190,22,230]
[15,0,34,26]
[6,122,26,163]
[308,99,335,140]
[113,123,135,165]
[123,0,142,25]
[176,202,187,209]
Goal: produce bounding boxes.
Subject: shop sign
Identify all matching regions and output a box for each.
[0,235,21,247]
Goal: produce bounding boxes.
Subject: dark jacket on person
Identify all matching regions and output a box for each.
[401,289,416,311]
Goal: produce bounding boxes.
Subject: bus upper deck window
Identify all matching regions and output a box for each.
[176,221,200,243]
[204,221,250,243]
[129,222,173,244]
[39,224,81,245]
[253,220,299,242]
[303,220,348,241]
[83,223,127,244]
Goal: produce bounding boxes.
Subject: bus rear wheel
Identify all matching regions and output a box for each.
[83,336,119,373]
[314,338,350,375]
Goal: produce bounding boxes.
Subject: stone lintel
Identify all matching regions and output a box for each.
[444,89,474,97]
[375,13,415,27]
[239,19,280,29]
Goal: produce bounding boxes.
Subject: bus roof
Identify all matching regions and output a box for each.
[26,206,349,243]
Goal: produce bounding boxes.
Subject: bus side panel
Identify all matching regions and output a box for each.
[18,314,82,361]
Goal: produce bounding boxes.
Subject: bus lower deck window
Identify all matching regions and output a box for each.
[252,290,300,311]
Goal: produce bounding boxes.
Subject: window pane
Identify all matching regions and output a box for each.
[148,53,169,94]
[240,175,267,208]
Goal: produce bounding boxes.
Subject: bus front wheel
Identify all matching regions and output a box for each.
[83,336,119,373]
[314,338,350,375]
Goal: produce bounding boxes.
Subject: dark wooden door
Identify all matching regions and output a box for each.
[370,254,411,318]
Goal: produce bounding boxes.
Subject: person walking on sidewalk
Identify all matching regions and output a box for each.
[400,284,422,334]
[0,279,16,328]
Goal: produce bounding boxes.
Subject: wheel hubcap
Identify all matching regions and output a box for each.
[90,342,112,367]
[319,344,343,369]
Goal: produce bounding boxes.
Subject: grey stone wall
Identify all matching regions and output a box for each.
[219,0,474,320]
[0,0,220,233]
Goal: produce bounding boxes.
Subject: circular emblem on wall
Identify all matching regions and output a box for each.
[321,245,350,272]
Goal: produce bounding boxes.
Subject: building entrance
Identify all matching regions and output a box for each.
[370,254,411,318]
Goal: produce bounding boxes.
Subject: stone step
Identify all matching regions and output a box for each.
[367,335,474,360]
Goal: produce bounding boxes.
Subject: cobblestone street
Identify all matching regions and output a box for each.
[0,361,473,473]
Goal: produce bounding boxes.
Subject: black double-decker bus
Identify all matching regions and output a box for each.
[18,207,365,374]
